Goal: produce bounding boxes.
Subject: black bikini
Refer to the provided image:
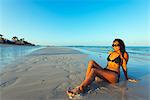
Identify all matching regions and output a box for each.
[104,53,122,75]
[104,53,123,82]
[107,54,122,64]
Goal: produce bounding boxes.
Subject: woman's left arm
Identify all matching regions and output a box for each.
[120,52,137,82]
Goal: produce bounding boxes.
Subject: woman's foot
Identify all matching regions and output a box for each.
[66,86,81,97]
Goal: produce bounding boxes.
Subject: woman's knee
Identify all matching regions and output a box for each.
[88,60,95,67]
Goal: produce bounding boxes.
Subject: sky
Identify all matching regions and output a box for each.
[0,0,149,46]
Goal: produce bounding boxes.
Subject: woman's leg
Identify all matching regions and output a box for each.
[67,60,103,95]
[85,60,103,78]
[79,68,117,93]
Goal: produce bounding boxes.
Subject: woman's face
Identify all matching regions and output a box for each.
[112,41,120,51]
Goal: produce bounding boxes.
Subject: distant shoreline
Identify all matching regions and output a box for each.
[0,42,35,46]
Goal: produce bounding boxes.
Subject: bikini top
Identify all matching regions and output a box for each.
[107,54,122,64]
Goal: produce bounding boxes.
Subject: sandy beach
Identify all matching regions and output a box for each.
[0,47,149,100]
[0,47,88,100]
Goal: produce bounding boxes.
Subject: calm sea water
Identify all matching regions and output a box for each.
[0,44,45,69]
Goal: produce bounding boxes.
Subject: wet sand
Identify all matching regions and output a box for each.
[0,47,149,100]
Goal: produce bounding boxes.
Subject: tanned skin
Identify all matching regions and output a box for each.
[67,41,137,96]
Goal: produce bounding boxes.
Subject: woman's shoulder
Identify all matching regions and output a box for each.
[124,52,129,57]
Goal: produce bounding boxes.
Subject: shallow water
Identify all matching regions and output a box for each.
[0,44,45,69]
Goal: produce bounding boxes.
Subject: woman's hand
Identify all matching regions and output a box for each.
[128,78,138,83]
[117,51,124,59]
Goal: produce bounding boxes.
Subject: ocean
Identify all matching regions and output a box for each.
[0,44,45,69]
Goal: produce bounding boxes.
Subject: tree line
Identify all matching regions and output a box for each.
[0,34,35,46]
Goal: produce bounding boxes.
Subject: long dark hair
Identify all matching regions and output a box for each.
[113,38,126,55]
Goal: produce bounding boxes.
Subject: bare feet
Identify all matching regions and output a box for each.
[66,86,81,97]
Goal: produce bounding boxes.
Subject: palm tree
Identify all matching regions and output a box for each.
[0,34,3,38]
[0,34,4,43]
[12,36,18,41]
[20,38,25,45]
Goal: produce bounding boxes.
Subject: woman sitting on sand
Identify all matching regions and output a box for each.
[67,38,137,97]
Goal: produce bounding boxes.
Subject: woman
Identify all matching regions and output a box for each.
[67,39,137,97]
